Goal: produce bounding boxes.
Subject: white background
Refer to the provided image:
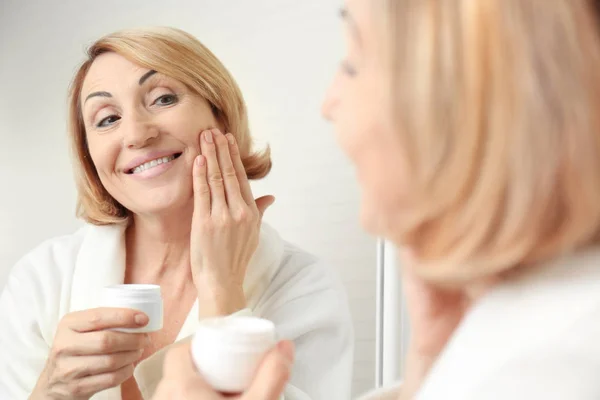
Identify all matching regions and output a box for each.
[0,0,379,396]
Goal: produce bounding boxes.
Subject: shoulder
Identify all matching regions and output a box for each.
[418,249,600,399]
[0,225,95,340]
[420,323,600,399]
[277,240,348,300]
[454,247,600,345]
[5,225,91,284]
[2,223,126,297]
[258,240,353,330]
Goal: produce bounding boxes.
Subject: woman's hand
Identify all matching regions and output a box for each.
[30,308,150,400]
[400,250,469,399]
[153,340,294,400]
[190,128,274,317]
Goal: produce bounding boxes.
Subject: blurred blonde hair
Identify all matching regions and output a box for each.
[381,0,600,283]
[68,27,271,225]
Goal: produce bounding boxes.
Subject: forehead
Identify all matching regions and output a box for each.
[345,0,372,31]
[81,52,149,97]
[344,0,378,47]
[346,0,390,67]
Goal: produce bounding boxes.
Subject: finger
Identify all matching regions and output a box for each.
[65,330,149,356]
[226,133,254,206]
[202,129,227,212]
[71,363,134,396]
[213,129,245,208]
[66,308,148,333]
[254,195,275,221]
[67,350,144,377]
[244,341,294,400]
[193,155,211,217]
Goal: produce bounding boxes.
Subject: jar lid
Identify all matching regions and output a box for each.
[194,316,276,346]
[102,284,162,302]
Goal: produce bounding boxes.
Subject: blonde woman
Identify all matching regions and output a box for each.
[0,27,353,400]
[154,0,600,399]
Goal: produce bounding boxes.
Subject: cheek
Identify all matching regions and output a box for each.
[160,116,198,147]
[359,166,406,236]
[161,117,220,167]
[165,100,219,143]
[355,128,409,234]
[337,95,389,179]
[86,134,120,176]
[359,146,403,203]
[334,100,378,160]
[333,72,386,160]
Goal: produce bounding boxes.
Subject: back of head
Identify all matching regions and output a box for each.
[68,27,271,225]
[379,0,600,283]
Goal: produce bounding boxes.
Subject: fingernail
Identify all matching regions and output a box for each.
[195,155,205,167]
[204,131,213,143]
[277,340,294,363]
[134,313,148,326]
[226,134,235,145]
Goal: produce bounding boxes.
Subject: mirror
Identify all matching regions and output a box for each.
[0,1,388,397]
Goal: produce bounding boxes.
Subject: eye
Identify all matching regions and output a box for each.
[96,115,120,128]
[152,94,179,106]
[340,60,357,77]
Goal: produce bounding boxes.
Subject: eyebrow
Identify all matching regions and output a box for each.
[339,7,362,45]
[83,70,159,105]
[139,70,157,85]
[84,91,111,104]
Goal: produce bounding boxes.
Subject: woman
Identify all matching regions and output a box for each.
[0,27,354,400]
[155,0,600,399]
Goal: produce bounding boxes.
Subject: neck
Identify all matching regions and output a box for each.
[464,277,499,302]
[125,205,194,282]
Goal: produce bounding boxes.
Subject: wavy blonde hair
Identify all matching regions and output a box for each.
[380,0,600,283]
[68,27,271,225]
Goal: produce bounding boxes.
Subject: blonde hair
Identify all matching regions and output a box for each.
[68,27,271,225]
[381,0,600,283]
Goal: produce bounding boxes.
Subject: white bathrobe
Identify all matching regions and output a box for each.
[357,248,600,400]
[0,223,354,400]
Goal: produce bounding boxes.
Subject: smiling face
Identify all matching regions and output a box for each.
[322,0,408,237]
[81,52,221,218]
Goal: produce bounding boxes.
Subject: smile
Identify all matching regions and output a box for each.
[127,153,182,174]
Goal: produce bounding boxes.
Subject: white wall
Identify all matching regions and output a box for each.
[0,0,378,396]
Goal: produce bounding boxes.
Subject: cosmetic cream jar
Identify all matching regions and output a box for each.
[191,316,277,394]
[100,284,163,333]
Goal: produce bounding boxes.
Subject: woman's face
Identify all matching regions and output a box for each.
[322,0,408,236]
[81,53,220,218]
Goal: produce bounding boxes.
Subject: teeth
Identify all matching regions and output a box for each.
[132,155,175,174]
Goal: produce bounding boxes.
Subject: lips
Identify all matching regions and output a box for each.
[124,152,183,174]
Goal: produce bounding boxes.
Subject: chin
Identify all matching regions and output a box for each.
[128,188,193,218]
[360,195,400,240]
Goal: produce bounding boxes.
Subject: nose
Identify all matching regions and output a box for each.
[123,114,159,149]
[321,73,341,121]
